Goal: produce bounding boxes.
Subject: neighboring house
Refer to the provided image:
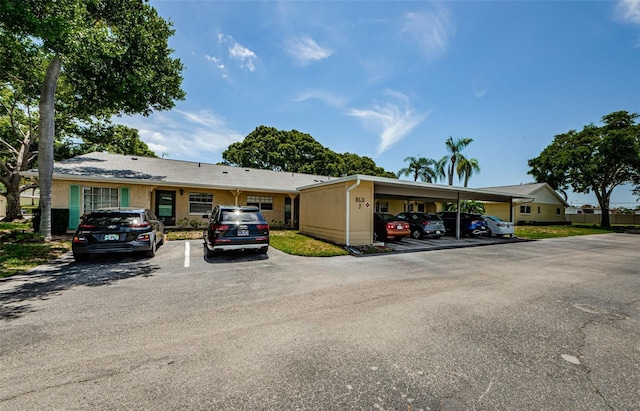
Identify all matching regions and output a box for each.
[0,188,39,219]
[22,152,527,245]
[480,183,568,224]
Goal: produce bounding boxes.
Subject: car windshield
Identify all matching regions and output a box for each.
[222,210,262,222]
[84,212,141,225]
[378,214,397,221]
[424,214,442,221]
[484,215,501,222]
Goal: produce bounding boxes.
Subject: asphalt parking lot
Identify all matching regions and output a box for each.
[1,233,639,410]
[378,234,529,254]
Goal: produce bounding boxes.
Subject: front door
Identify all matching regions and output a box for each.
[155,190,176,226]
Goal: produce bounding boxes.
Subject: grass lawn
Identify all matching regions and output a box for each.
[515,224,617,239]
[269,230,349,257]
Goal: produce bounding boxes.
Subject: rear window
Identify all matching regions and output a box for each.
[221,210,263,222]
[377,213,396,221]
[424,214,442,221]
[84,212,142,226]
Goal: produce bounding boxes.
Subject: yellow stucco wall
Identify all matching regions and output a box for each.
[299,180,375,246]
[52,180,291,228]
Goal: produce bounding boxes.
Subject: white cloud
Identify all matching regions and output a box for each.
[284,36,333,65]
[615,0,640,24]
[346,91,429,155]
[400,7,454,60]
[117,110,244,161]
[293,89,347,108]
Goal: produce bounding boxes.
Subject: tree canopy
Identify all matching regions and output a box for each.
[0,0,185,237]
[397,156,438,182]
[528,111,640,227]
[222,126,397,178]
[435,136,479,186]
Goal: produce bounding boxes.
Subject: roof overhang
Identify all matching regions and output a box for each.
[298,175,533,203]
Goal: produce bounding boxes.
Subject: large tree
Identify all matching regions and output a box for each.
[0,0,185,238]
[436,136,475,186]
[223,126,397,178]
[528,111,640,227]
[456,157,480,187]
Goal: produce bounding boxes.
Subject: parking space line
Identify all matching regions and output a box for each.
[185,241,191,267]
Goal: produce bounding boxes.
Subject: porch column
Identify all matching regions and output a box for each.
[288,194,297,228]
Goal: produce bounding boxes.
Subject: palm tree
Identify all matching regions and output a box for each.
[436,136,474,186]
[456,157,481,187]
[397,156,438,182]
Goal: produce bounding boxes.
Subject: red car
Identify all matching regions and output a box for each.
[373,213,411,241]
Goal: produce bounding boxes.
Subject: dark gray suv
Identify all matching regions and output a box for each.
[203,205,269,257]
[72,208,165,261]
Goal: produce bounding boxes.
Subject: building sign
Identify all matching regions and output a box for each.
[355,197,369,209]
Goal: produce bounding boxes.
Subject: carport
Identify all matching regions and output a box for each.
[298,175,530,246]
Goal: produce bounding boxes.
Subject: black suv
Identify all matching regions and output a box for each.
[437,211,490,237]
[203,205,269,257]
[72,208,165,261]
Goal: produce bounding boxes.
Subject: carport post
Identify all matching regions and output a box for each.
[455,192,461,240]
[345,177,361,246]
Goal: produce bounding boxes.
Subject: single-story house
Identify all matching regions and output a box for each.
[22,152,529,245]
[480,183,568,224]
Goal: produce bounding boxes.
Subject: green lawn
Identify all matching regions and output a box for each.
[269,230,349,256]
[515,224,617,239]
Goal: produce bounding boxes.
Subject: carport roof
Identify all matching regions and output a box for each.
[298,175,532,203]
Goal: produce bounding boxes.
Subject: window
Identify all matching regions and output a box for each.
[247,195,273,210]
[537,206,541,214]
[417,203,425,212]
[83,187,119,213]
[520,205,531,214]
[376,201,389,213]
[189,192,213,214]
[556,208,561,215]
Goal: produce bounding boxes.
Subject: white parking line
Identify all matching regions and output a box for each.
[184,241,191,267]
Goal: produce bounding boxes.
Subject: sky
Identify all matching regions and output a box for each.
[119,0,640,208]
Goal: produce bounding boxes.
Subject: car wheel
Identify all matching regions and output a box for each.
[73,253,90,262]
[204,243,215,258]
[258,247,268,254]
[145,239,156,258]
[487,229,493,237]
[411,230,422,239]
[158,233,165,246]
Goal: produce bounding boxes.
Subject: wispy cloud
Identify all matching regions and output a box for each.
[400,6,454,61]
[118,110,244,161]
[209,33,258,75]
[615,0,640,24]
[284,36,333,65]
[292,89,347,108]
[346,91,429,155]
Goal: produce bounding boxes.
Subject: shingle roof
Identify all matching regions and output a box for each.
[46,152,333,193]
[479,183,548,196]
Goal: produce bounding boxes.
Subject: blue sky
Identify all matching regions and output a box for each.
[120,0,640,207]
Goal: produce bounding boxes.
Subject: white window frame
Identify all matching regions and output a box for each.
[83,186,119,214]
[520,205,531,214]
[188,192,213,215]
[376,201,389,213]
[247,195,274,211]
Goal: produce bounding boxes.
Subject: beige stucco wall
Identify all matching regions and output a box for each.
[52,180,291,228]
[484,201,565,224]
[299,180,375,246]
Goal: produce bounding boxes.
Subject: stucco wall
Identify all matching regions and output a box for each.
[299,182,348,245]
[347,181,375,246]
[52,180,290,228]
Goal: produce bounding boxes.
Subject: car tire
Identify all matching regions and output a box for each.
[204,243,215,258]
[73,253,90,262]
[145,239,156,258]
[158,233,165,246]
[433,236,441,239]
[411,230,422,239]
[258,247,268,254]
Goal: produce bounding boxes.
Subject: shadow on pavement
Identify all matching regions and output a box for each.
[0,253,160,321]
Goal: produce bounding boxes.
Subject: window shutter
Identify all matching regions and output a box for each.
[120,187,130,207]
[68,185,81,229]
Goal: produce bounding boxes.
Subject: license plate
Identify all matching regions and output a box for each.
[238,229,249,236]
[104,234,119,241]
[435,231,441,234]
[396,225,404,230]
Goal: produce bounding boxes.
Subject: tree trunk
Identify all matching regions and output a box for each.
[594,188,611,228]
[37,56,62,240]
[2,175,23,221]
